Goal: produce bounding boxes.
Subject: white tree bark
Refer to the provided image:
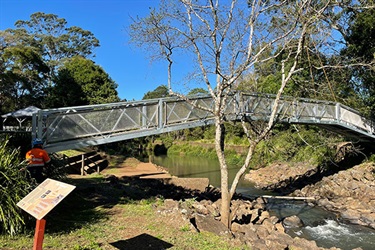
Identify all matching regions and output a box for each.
[129,0,374,228]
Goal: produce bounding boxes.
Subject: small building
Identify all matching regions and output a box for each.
[1,106,40,131]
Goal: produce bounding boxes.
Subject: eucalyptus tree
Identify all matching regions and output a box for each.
[9,12,100,80]
[341,8,375,116]
[0,42,49,110]
[129,0,374,228]
[0,12,100,110]
[49,56,119,107]
[142,84,170,99]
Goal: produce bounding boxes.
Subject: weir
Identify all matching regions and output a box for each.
[31,92,375,153]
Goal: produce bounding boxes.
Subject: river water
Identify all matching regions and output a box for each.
[151,155,375,250]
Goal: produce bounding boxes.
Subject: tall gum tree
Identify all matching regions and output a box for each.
[129,0,375,228]
[0,12,100,111]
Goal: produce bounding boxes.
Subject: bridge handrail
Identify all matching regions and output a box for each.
[32,92,375,152]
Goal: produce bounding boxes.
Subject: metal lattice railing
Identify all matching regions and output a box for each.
[32,92,375,153]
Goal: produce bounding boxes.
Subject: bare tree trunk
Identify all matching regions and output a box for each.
[215,117,231,227]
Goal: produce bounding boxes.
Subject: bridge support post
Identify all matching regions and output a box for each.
[335,103,341,122]
[158,99,164,129]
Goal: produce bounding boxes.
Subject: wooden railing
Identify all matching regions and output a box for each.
[64,151,108,175]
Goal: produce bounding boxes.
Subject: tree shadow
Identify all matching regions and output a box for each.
[110,233,173,250]
[41,175,221,234]
[270,143,373,195]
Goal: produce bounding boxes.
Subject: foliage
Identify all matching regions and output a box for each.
[142,85,170,99]
[129,0,373,227]
[0,137,34,236]
[341,8,375,117]
[47,56,119,107]
[0,133,67,236]
[0,12,103,112]
[0,44,50,110]
[251,125,338,168]
[12,12,99,76]
[167,125,339,169]
[187,88,209,96]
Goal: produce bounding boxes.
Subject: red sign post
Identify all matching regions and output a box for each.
[17,179,76,250]
[33,219,46,250]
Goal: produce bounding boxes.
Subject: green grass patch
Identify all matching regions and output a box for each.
[0,174,246,249]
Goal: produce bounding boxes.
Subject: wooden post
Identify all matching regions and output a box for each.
[81,154,85,176]
[33,219,46,250]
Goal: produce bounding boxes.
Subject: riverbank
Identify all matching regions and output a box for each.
[245,161,375,230]
[69,157,341,250]
[93,157,345,249]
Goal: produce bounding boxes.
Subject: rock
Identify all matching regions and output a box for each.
[282,215,304,228]
[360,212,375,228]
[264,238,288,250]
[274,222,285,233]
[193,203,209,215]
[291,237,319,250]
[261,218,275,233]
[265,231,294,245]
[341,209,361,224]
[251,239,267,250]
[194,214,230,236]
[231,222,244,233]
[244,229,259,242]
[256,225,270,239]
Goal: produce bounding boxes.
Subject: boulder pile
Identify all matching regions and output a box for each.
[293,163,375,229]
[156,197,340,250]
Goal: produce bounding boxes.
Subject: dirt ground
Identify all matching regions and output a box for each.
[54,158,220,250]
[101,158,173,178]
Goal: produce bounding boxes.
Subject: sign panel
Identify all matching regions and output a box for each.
[17,178,76,220]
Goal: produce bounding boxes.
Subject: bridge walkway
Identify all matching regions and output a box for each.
[31,93,375,153]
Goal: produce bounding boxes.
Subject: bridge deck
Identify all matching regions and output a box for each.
[31,93,375,153]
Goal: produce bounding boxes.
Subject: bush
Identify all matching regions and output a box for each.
[0,137,35,235]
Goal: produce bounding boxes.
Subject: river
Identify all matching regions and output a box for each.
[150,155,375,250]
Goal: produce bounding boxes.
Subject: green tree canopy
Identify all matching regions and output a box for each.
[10,12,99,76]
[48,56,119,107]
[0,12,100,112]
[142,85,169,99]
[0,44,49,109]
[187,88,209,96]
[341,8,375,116]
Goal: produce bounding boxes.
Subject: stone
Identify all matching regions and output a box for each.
[261,218,275,233]
[264,239,288,250]
[274,222,285,233]
[291,237,320,250]
[231,222,244,233]
[265,231,294,245]
[244,230,259,242]
[341,209,361,221]
[360,212,375,226]
[251,239,267,250]
[194,214,230,236]
[193,203,209,215]
[282,215,304,228]
[256,225,270,239]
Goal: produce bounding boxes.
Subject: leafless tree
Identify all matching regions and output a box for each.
[129,0,374,228]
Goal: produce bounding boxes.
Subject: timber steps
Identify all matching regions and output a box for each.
[64,151,108,175]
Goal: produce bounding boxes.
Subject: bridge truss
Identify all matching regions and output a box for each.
[32,93,375,153]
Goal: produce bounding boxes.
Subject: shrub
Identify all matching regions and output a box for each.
[0,137,35,235]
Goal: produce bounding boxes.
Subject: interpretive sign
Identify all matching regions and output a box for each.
[17,178,76,220]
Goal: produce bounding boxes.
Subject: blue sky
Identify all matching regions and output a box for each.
[0,0,187,101]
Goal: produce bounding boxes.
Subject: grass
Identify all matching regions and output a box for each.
[0,175,246,250]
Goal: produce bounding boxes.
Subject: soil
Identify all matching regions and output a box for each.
[52,157,225,250]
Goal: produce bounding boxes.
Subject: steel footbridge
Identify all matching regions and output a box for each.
[32,92,375,153]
